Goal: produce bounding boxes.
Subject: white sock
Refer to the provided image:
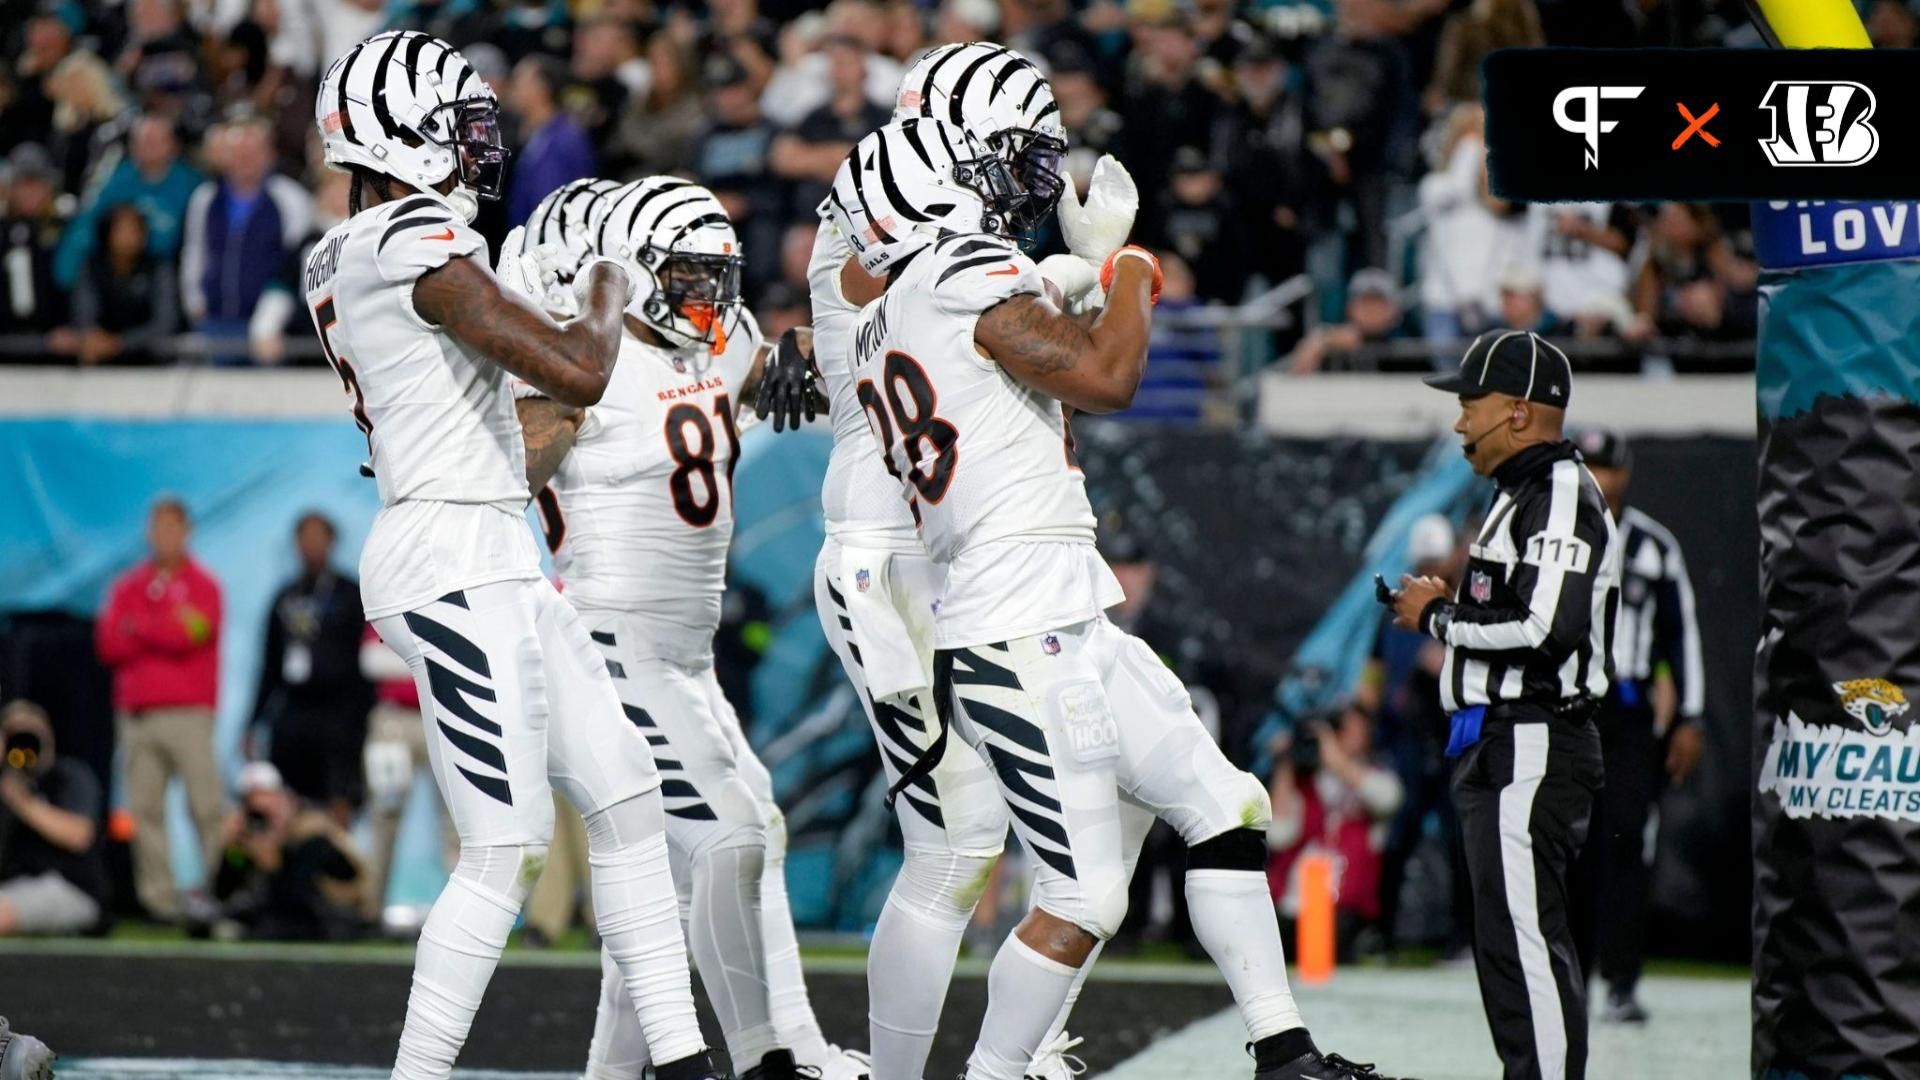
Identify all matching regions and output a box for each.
[586,794,708,1068]
[1033,939,1102,1052]
[868,851,992,1080]
[391,845,541,1080]
[762,811,832,1065]
[1185,868,1303,1041]
[585,946,652,1080]
[689,839,780,1075]
[965,935,1082,1080]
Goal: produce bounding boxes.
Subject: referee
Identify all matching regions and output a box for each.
[1568,428,1704,1025]
[1390,331,1618,1080]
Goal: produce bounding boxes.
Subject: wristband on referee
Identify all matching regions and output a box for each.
[1420,598,1453,640]
[1099,245,1163,305]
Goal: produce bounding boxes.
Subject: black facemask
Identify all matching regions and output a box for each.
[421,98,510,200]
[988,128,1068,237]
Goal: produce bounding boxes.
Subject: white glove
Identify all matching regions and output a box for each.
[572,254,638,313]
[495,226,552,305]
[1056,154,1139,266]
[1037,253,1100,306]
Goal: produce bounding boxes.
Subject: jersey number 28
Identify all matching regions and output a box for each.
[858,351,959,508]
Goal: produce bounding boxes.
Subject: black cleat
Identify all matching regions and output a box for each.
[1600,987,1649,1024]
[741,1049,825,1080]
[1257,1051,1411,1080]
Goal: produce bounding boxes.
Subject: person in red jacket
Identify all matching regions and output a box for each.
[94,496,225,922]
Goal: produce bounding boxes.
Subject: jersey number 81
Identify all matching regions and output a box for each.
[858,351,958,508]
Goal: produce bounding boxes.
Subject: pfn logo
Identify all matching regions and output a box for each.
[1552,86,1645,170]
[1759,81,1879,167]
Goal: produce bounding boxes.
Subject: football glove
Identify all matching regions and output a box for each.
[754,327,826,433]
[1056,155,1139,266]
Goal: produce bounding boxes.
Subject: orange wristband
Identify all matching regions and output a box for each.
[1100,245,1163,304]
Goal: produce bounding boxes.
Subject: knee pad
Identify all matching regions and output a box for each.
[890,850,996,931]
[585,791,667,854]
[452,842,551,904]
[1187,828,1268,873]
[1033,867,1130,940]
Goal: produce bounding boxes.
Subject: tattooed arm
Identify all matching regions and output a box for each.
[413,256,629,407]
[973,257,1154,414]
[517,397,583,495]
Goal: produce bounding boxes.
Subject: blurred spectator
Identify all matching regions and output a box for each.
[882,0,927,62]
[1130,251,1221,421]
[467,0,575,66]
[178,114,313,365]
[117,0,209,127]
[1052,47,1126,188]
[770,35,889,218]
[1286,267,1407,373]
[755,279,809,340]
[572,16,651,146]
[1121,9,1223,239]
[1867,0,1918,47]
[605,33,708,178]
[0,700,108,936]
[95,496,224,923]
[696,54,783,292]
[1516,201,1635,332]
[506,53,597,227]
[700,0,779,88]
[1008,0,1100,84]
[1415,104,1526,342]
[1424,0,1544,115]
[249,513,373,828]
[932,0,999,45]
[53,114,202,288]
[1146,146,1246,305]
[1,6,77,152]
[251,165,348,366]
[1302,2,1419,278]
[759,0,900,128]
[1359,513,1468,954]
[360,626,456,917]
[1494,261,1561,335]
[1265,705,1405,957]
[200,761,368,941]
[0,144,68,340]
[44,51,132,194]
[49,203,180,365]
[1626,202,1759,346]
[1211,35,1315,288]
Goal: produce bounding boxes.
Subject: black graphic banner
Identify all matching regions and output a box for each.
[1485,48,1920,201]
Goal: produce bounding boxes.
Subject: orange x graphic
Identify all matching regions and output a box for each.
[1673,102,1721,150]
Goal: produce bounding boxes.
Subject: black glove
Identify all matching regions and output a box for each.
[755,327,824,433]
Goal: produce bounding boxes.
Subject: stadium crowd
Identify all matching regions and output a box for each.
[0,0,1873,378]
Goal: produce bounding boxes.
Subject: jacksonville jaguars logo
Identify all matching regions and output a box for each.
[1833,678,1910,736]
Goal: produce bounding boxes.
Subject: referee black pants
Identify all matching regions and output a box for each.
[1453,706,1604,1080]
[1571,693,1659,997]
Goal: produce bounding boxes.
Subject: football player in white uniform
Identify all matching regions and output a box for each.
[827,118,1410,1080]
[749,43,1133,1080]
[505,177,863,1080]
[302,34,716,1080]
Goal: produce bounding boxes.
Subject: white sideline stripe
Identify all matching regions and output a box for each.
[1256,372,1757,437]
[1499,722,1567,1080]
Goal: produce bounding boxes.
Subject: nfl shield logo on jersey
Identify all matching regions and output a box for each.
[1470,571,1493,603]
[1042,634,1062,656]
[855,568,871,593]
[672,355,688,373]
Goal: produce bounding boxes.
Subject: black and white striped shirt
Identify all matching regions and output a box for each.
[1432,442,1621,713]
[1611,506,1704,720]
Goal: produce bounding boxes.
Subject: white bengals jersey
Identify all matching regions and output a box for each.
[302,193,540,620]
[849,231,1122,650]
[528,322,759,666]
[807,217,921,553]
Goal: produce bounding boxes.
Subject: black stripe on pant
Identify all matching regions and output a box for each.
[1453,706,1604,1080]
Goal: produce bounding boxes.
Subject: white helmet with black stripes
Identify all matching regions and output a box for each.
[526,177,623,282]
[594,177,745,353]
[826,116,1019,276]
[316,31,508,224]
[894,42,1066,233]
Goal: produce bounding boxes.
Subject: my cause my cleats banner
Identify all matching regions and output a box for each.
[1484,49,1918,202]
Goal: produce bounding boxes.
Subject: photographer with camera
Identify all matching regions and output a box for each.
[0,700,108,936]
[1264,705,1405,957]
[201,762,369,942]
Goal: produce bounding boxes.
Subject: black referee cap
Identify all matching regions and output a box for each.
[1423,330,1573,407]
[1572,427,1631,470]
